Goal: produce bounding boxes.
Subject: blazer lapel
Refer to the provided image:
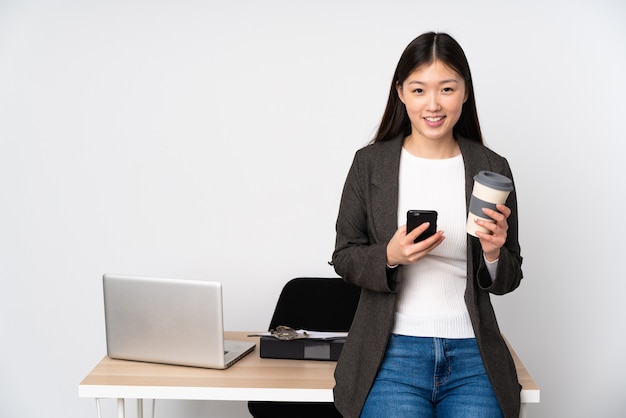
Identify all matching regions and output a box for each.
[458,136,491,209]
[370,137,403,243]
[458,136,493,276]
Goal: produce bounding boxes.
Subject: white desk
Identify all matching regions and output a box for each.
[79,332,539,417]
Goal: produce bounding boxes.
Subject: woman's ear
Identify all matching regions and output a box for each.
[396,81,406,104]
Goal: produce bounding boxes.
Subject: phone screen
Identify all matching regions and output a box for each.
[407,210,438,243]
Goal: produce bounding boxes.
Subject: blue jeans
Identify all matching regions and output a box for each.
[361,334,503,418]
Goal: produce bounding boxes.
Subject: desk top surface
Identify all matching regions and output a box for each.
[81,332,335,390]
[79,331,539,402]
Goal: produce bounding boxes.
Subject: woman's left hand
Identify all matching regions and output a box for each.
[474,204,510,262]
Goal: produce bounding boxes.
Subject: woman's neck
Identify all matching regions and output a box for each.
[403,135,460,159]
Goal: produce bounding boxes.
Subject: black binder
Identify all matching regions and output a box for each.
[259,336,346,361]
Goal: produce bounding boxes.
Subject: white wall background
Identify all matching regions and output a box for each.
[1,0,624,417]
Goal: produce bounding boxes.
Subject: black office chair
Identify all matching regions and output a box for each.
[247,277,361,418]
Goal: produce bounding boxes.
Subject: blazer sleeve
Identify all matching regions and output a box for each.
[332,150,399,293]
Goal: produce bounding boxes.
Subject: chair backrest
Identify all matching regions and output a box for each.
[268,277,361,332]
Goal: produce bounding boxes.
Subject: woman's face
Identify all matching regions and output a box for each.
[397,59,467,144]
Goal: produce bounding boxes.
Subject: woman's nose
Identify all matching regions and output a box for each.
[427,93,441,111]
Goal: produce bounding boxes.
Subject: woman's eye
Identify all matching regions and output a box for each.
[413,88,423,94]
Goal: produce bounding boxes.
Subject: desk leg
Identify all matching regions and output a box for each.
[117,398,125,418]
[519,403,526,418]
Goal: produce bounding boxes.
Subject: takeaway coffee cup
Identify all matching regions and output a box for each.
[467,171,514,237]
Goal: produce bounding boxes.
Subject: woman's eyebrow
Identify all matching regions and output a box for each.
[407,79,460,85]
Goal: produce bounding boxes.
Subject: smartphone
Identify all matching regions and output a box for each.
[406,210,438,243]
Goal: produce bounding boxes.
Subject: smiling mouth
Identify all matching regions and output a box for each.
[424,116,445,122]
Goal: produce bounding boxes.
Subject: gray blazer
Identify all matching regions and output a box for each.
[332,135,523,418]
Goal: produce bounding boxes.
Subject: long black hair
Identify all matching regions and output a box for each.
[372,32,483,144]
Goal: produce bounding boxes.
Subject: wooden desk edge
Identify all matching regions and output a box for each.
[504,337,540,403]
[79,332,539,403]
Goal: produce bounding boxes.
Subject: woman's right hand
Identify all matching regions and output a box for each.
[386,223,445,266]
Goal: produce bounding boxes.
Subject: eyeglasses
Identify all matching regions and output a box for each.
[269,326,309,341]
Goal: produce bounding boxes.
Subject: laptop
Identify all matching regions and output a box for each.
[103,274,255,369]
